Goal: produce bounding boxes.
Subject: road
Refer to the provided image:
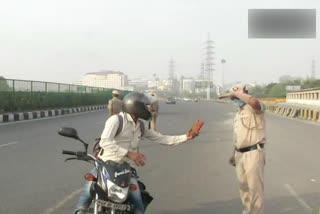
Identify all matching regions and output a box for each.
[0,101,320,214]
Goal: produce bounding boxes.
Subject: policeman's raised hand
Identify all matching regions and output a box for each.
[219,91,235,100]
[127,151,146,167]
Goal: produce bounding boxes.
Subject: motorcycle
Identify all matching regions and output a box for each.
[58,127,151,214]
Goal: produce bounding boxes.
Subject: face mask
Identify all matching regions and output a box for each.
[232,99,246,108]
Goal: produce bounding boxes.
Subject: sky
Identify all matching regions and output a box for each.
[0,0,320,85]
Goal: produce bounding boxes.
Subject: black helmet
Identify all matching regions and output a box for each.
[122,92,152,120]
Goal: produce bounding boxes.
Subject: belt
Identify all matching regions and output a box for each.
[236,143,264,153]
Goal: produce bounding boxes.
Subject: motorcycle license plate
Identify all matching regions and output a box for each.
[95,199,132,211]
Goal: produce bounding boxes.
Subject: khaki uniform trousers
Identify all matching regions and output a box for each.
[235,148,265,214]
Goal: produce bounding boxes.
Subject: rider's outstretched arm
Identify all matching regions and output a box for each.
[143,128,189,145]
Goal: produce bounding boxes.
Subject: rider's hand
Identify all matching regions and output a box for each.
[187,129,199,140]
[126,151,146,167]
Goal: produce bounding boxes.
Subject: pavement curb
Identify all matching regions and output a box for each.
[0,105,107,124]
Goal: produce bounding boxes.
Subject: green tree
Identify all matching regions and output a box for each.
[301,79,320,89]
[251,85,267,98]
[268,84,286,98]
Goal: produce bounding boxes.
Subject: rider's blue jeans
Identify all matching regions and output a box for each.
[74,168,145,214]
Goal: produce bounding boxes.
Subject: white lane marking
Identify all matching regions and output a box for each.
[284,183,313,212]
[0,141,19,148]
[42,188,82,214]
[0,109,106,126]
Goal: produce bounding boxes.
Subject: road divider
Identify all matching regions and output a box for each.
[265,103,320,123]
[0,105,107,124]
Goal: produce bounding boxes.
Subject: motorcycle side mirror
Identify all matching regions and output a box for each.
[57,127,89,153]
[57,127,79,140]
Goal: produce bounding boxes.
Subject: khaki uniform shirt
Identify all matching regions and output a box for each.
[150,100,159,116]
[234,101,266,149]
[108,97,123,116]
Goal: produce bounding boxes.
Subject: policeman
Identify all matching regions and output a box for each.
[219,84,266,214]
[108,90,123,116]
[148,92,159,132]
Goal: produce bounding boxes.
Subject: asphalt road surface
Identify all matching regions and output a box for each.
[1,100,320,214]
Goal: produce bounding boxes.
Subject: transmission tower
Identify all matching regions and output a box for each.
[204,34,215,81]
[199,62,205,80]
[169,57,175,80]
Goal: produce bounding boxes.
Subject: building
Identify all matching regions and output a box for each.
[147,80,159,90]
[72,80,83,86]
[82,71,128,89]
[194,80,213,93]
[182,78,195,93]
[128,79,149,92]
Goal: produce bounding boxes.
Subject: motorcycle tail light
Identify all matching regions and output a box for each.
[84,173,97,182]
[130,184,138,192]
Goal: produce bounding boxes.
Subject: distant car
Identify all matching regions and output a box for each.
[166,97,176,104]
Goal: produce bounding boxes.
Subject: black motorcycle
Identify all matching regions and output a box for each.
[58,127,152,214]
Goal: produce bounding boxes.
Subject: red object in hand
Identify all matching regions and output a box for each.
[191,120,204,135]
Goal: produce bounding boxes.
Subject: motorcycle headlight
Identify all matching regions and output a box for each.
[107,180,129,203]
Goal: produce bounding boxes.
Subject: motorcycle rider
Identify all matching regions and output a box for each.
[74,92,200,214]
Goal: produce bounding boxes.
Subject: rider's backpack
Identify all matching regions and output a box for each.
[93,114,145,157]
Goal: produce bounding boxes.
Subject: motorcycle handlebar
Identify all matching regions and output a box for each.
[62,150,77,156]
[62,150,96,163]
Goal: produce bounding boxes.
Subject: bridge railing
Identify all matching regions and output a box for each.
[0,79,116,93]
[287,88,320,106]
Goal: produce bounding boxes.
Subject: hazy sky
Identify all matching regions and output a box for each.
[1,0,320,85]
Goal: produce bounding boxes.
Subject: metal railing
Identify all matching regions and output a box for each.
[0,78,130,113]
[0,78,115,93]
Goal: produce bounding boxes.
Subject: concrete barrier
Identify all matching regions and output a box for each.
[312,111,319,121]
[289,108,295,117]
[285,108,292,117]
[308,110,313,120]
[318,112,320,123]
[290,109,299,118]
[300,109,305,119]
[292,109,300,118]
[0,105,107,124]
